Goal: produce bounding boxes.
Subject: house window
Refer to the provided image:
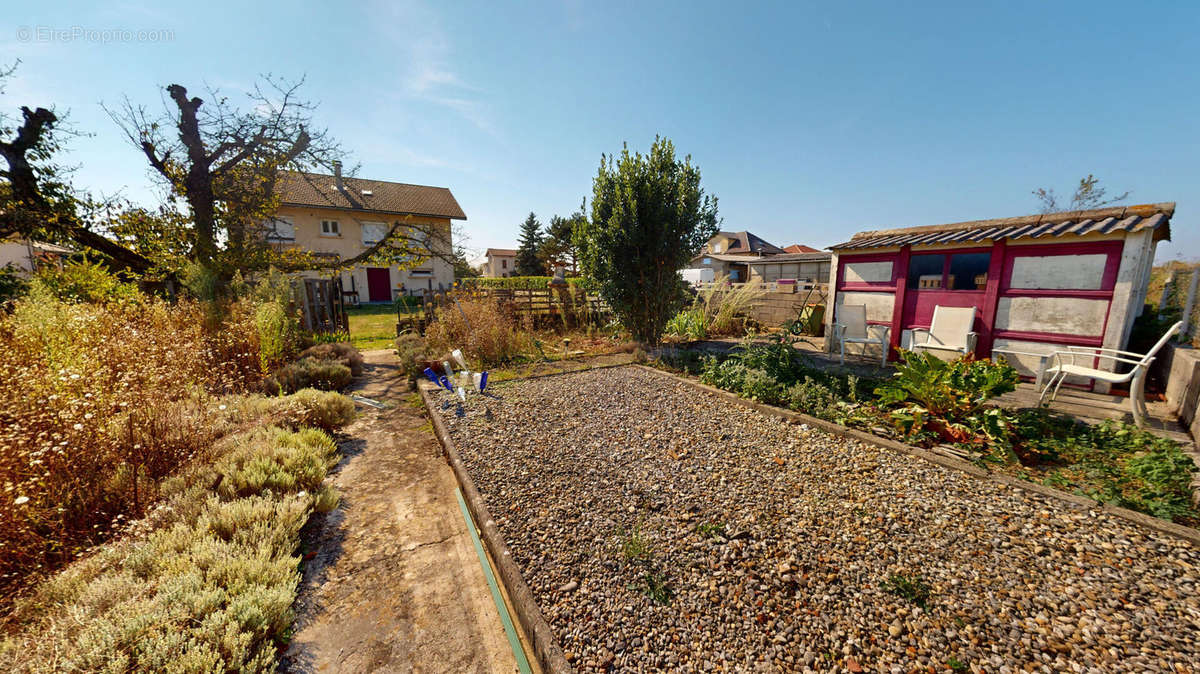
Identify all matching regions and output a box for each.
[362,222,386,246]
[265,216,295,242]
[702,257,712,265]
[502,259,507,269]
[321,220,340,236]
[907,254,945,288]
[948,252,990,290]
[713,243,722,253]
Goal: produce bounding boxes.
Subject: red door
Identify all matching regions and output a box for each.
[366,268,392,302]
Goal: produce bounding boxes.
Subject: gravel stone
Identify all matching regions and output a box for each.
[434,366,1200,672]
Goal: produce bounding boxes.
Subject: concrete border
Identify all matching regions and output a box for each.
[633,364,1200,547]
[418,383,572,673]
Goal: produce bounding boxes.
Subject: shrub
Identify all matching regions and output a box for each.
[274,389,357,432]
[32,258,142,305]
[0,426,339,672]
[0,263,28,303]
[0,296,263,595]
[299,342,365,376]
[262,357,353,395]
[874,351,1018,442]
[424,298,530,367]
[785,377,839,419]
[394,332,429,382]
[665,307,707,341]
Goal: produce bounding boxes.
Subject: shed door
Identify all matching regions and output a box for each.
[366,267,392,302]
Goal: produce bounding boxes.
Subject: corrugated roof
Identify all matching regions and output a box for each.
[276,171,466,220]
[831,203,1174,251]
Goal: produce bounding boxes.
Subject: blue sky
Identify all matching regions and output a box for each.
[4,1,1197,261]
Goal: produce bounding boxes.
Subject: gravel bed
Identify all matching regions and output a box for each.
[433,366,1200,673]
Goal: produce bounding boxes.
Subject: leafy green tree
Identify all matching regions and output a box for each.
[452,244,480,279]
[576,137,719,344]
[515,212,545,275]
[1033,174,1130,214]
[540,206,585,274]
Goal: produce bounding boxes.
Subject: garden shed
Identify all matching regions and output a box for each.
[824,203,1175,390]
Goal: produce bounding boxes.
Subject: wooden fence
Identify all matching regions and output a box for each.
[397,285,611,335]
[294,278,348,334]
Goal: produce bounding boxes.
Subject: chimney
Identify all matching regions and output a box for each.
[332,160,344,192]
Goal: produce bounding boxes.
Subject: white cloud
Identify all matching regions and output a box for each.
[370,0,496,137]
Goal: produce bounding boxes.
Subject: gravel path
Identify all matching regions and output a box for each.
[435,366,1200,673]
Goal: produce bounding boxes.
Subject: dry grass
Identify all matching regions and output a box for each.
[424,298,532,366]
[0,287,298,600]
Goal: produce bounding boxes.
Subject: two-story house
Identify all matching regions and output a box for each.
[268,165,466,303]
[478,248,517,277]
[689,231,785,282]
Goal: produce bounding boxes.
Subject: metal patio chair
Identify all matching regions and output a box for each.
[910,306,978,357]
[834,304,890,366]
[1038,321,1183,427]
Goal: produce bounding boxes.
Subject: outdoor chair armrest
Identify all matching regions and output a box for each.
[867,324,890,341]
[1064,345,1146,359]
[1048,350,1146,369]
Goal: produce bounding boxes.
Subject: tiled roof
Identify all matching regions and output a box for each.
[783,244,822,254]
[831,203,1174,251]
[276,171,466,220]
[485,248,517,257]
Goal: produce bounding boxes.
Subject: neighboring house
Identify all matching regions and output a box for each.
[269,165,466,303]
[479,248,517,278]
[825,202,1173,388]
[690,231,785,281]
[0,238,73,275]
[783,244,822,254]
[745,252,831,284]
[690,232,831,284]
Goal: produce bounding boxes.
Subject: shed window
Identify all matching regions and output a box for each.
[907,254,945,288]
[948,252,990,290]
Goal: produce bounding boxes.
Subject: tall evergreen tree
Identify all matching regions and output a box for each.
[515,212,545,275]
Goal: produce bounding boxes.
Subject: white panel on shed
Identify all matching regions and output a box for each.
[843,261,893,284]
[995,297,1108,337]
[1009,254,1107,290]
[837,291,895,323]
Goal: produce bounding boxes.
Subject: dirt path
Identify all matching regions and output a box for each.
[282,350,518,673]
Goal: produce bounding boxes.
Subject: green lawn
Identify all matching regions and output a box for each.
[346,304,397,351]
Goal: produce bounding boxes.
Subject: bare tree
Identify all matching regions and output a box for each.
[107,77,453,279]
[1,62,153,272]
[1033,174,1130,214]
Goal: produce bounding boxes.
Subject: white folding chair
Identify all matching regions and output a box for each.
[834,304,890,366]
[910,306,978,357]
[1039,321,1183,427]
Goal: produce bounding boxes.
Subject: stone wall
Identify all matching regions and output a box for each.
[1161,344,1200,440]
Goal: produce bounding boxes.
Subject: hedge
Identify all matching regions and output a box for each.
[457,276,598,291]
